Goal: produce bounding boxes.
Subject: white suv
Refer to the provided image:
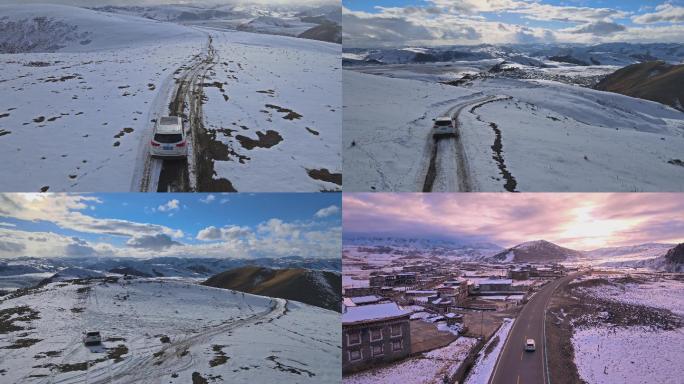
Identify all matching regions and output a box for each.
[525,338,536,352]
[83,331,102,346]
[432,117,456,139]
[150,116,187,158]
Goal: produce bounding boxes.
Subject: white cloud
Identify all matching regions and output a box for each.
[126,233,182,249]
[157,199,179,212]
[343,1,683,47]
[633,3,684,24]
[196,225,252,241]
[199,194,216,204]
[315,205,339,218]
[0,194,184,239]
[0,222,16,227]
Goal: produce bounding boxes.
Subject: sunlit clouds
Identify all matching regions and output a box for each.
[343,193,684,250]
[0,193,341,259]
[343,1,684,47]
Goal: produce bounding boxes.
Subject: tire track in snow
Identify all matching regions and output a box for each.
[423,95,495,192]
[468,96,517,192]
[58,296,288,384]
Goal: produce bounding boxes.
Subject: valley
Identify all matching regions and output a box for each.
[343,44,684,192]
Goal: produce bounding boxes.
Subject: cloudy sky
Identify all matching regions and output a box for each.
[0,0,335,6]
[343,193,684,250]
[343,0,684,47]
[0,193,341,259]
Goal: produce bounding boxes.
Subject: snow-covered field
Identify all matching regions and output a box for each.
[570,275,684,384]
[464,318,513,384]
[343,336,477,384]
[573,326,684,384]
[343,71,474,191]
[0,278,341,383]
[0,4,340,192]
[202,30,341,191]
[576,276,684,316]
[343,68,684,192]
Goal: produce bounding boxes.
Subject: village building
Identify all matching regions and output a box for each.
[350,295,385,306]
[473,279,513,294]
[342,302,412,373]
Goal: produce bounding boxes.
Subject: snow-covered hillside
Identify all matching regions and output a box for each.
[0,278,340,383]
[200,31,341,191]
[0,4,341,192]
[489,240,583,263]
[585,243,675,264]
[0,4,203,53]
[343,69,684,192]
[0,256,342,291]
[569,274,684,384]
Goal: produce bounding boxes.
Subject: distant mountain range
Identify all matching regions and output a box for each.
[596,61,684,111]
[620,243,684,272]
[0,256,340,279]
[203,266,341,312]
[92,4,341,43]
[343,43,684,67]
[344,236,683,271]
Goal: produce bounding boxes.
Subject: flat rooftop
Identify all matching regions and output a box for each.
[343,302,410,325]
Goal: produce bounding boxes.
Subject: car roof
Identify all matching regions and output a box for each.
[156,117,182,134]
[160,116,180,125]
[526,339,535,343]
[435,116,451,121]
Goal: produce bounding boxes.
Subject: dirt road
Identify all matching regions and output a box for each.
[139,35,217,192]
[45,295,287,384]
[422,96,496,192]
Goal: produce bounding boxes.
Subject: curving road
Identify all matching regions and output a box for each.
[422,95,496,192]
[489,274,578,384]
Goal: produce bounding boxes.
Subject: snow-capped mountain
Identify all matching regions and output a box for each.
[622,243,684,272]
[585,243,675,262]
[344,236,502,259]
[0,256,340,288]
[0,4,203,53]
[489,240,584,263]
[0,278,340,383]
[343,43,684,67]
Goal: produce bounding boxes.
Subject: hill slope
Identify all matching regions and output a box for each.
[298,22,341,44]
[634,243,684,272]
[203,266,341,312]
[490,240,583,263]
[0,278,340,383]
[596,61,684,111]
[0,3,202,53]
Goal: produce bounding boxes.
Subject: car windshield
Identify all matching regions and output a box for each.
[154,134,183,143]
[435,120,451,126]
[87,332,100,336]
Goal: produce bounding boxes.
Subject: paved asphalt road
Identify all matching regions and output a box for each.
[490,274,578,384]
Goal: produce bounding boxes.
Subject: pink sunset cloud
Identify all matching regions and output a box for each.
[343,193,684,250]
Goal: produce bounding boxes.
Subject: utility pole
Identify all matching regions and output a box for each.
[481,310,484,338]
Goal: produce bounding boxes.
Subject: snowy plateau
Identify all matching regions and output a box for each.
[0,277,341,383]
[343,46,684,192]
[0,4,341,192]
[568,274,684,384]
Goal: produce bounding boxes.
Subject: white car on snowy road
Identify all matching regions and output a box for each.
[150,116,187,158]
[83,331,102,346]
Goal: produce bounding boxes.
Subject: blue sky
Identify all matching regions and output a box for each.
[0,193,341,259]
[343,1,684,47]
